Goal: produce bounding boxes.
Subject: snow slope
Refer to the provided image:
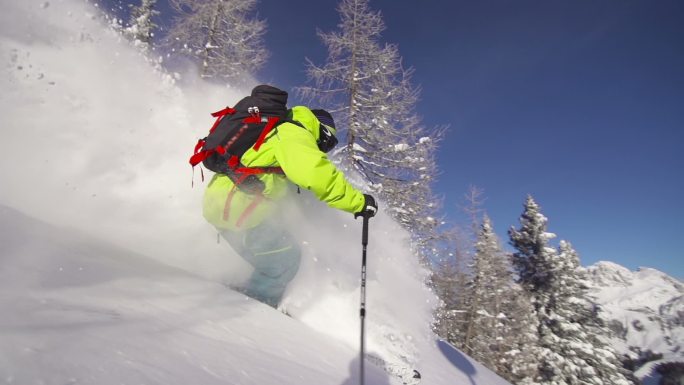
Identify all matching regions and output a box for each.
[0,204,385,384]
[0,1,510,384]
[0,204,508,385]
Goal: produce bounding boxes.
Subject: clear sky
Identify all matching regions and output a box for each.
[111,0,684,278]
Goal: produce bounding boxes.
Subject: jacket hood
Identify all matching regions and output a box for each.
[290,106,322,141]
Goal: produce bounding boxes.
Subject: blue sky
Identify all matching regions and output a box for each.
[253,0,684,278]
[110,0,683,278]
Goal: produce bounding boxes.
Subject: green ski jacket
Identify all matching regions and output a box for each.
[203,106,365,230]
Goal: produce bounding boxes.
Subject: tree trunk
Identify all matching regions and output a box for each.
[201,0,224,78]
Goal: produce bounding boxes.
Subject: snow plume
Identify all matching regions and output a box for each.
[278,191,436,367]
[0,0,437,370]
[0,0,255,281]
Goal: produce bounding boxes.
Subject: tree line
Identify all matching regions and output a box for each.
[433,192,640,384]
[111,1,644,384]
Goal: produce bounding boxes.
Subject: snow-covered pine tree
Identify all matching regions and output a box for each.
[462,215,510,367]
[509,196,635,385]
[496,286,540,385]
[463,215,541,385]
[545,240,635,385]
[432,195,540,384]
[509,196,568,383]
[165,0,268,82]
[124,0,159,52]
[509,195,558,302]
[299,0,444,260]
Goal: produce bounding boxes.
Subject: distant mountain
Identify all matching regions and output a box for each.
[585,261,684,383]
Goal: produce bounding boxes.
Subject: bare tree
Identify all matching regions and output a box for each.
[432,188,487,351]
[165,0,268,83]
[431,241,469,345]
[300,0,446,259]
[459,185,486,236]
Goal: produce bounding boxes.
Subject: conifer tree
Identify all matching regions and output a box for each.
[509,195,558,301]
[545,241,635,385]
[463,216,509,364]
[463,215,540,384]
[165,0,268,82]
[431,192,545,384]
[497,287,540,385]
[509,196,635,385]
[125,0,159,52]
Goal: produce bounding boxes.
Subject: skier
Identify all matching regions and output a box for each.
[201,102,379,308]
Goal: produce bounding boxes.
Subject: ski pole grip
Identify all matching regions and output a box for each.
[361,214,369,246]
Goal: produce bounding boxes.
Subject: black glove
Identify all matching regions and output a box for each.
[356,194,378,218]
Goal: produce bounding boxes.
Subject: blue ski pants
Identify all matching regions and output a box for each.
[220,221,301,307]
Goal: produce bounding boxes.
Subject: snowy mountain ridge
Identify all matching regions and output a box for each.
[585,261,684,378]
[587,261,682,291]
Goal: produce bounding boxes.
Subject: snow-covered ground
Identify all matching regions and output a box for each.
[0,204,508,384]
[0,1,510,384]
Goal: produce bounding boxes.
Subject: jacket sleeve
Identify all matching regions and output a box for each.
[272,123,365,214]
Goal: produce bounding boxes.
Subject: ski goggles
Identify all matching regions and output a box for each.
[318,123,339,153]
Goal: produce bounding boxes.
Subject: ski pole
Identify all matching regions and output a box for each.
[356,213,371,385]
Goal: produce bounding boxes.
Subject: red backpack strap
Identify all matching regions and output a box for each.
[222,187,238,221]
[259,166,284,174]
[253,117,280,151]
[236,194,265,228]
[222,172,256,222]
[234,165,283,175]
[189,138,210,167]
[209,107,236,133]
[212,107,236,118]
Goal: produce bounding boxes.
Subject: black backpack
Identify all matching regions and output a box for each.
[189,85,289,193]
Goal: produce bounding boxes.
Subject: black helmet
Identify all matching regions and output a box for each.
[311,109,339,153]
